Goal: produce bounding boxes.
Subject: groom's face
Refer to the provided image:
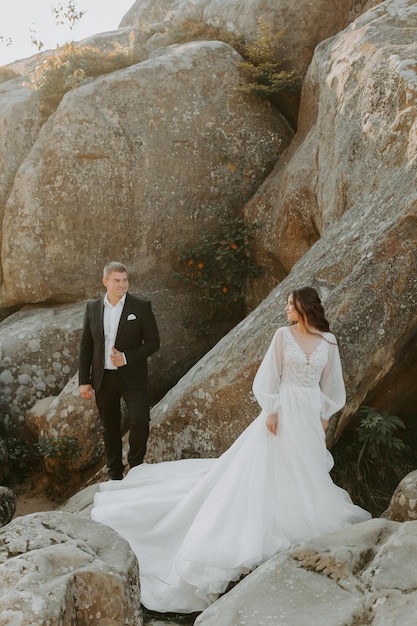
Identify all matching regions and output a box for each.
[103,271,129,302]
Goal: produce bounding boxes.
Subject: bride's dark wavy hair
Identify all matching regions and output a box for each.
[291,286,331,333]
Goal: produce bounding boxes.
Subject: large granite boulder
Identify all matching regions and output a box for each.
[2,26,150,79]
[196,518,417,625]
[0,40,291,308]
[61,483,101,518]
[0,487,16,527]
[383,470,417,522]
[245,0,417,305]
[0,78,42,264]
[26,378,104,475]
[0,303,85,435]
[0,511,143,625]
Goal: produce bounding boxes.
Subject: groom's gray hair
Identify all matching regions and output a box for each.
[103,261,128,278]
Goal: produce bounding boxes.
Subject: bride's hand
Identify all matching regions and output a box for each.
[266,413,278,436]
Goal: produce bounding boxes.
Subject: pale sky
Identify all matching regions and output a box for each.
[0,0,135,66]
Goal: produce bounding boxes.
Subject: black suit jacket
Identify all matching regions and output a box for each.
[79,293,160,391]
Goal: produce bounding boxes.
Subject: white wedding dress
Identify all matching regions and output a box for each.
[91,326,371,613]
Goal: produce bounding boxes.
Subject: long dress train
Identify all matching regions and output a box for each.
[91,326,371,613]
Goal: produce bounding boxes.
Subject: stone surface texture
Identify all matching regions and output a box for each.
[0,487,16,528]
[120,0,381,76]
[0,511,143,625]
[383,470,417,522]
[245,0,417,306]
[0,303,85,434]
[26,379,104,474]
[196,518,417,625]
[0,79,42,284]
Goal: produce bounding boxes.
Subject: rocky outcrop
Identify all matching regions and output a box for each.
[0,78,42,256]
[245,0,417,306]
[63,484,417,625]
[1,40,290,308]
[0,289,224,442]
[26,379,104,474]
[384,470,417,522]
[0,37,291,449]
[0,303,85,435]
[61,484,100,518]
[196,518,417,625]
[120,0,380,77]
[0,511,143,625]
[0,487,15,527]
[0,0,415,506]
[0,286,221,445]
[146,165,417,457]
[141,0,417,460]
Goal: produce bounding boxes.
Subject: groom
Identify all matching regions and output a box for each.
[79,261,160,479]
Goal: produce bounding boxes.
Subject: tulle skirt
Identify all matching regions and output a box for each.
[91,383,371,613]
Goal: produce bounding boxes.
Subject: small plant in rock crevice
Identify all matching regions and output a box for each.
[331,406,413,516]
[175,215,262,336]
[233,18,299,99]
[28,40,142,117]
[161,17,299,101]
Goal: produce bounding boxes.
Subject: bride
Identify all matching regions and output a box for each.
[91,286,371,613]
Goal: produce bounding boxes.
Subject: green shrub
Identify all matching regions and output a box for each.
[35,435,82,492]
[165,17,299,100]
[164,18,232,44]
[3,435,34,476]
[233,18,299,98]
[28,41,141,116]
[331,406,412,516]
[175,216,262,336]
[35,434,81,464]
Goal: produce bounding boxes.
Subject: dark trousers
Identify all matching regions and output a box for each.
[95,370,150,478]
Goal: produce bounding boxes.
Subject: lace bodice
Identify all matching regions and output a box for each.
[252,326,346,421]
[281,327,328,388]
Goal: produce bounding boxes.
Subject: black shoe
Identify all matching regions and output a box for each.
[107,465,125,480]
[129,460,144,469]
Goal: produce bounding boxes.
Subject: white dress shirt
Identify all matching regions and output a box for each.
[103,293,126,370]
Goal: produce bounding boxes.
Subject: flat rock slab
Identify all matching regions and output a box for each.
[196,518,417,625]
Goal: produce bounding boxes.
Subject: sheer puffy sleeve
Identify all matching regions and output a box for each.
[320,334,346,421]
[252,328,284,415]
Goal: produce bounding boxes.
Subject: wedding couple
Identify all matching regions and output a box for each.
[79,263,371,614]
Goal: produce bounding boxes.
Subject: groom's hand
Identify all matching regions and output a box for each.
[80,384,95,400]
[110,347,127,368]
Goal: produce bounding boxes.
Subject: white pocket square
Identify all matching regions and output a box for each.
[127,313,137,321]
